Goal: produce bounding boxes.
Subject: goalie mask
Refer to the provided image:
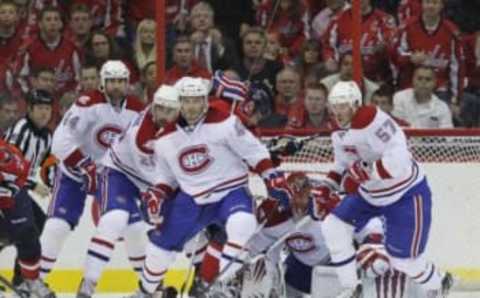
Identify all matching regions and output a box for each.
[287,172,312,218]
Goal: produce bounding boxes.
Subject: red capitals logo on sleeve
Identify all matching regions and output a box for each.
[96,125,123,149]
[178,145,213,174]
[286,233,316,253]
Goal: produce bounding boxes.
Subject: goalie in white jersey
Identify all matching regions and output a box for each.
[320,81,452,298]
[40,60,144,280]
[75,85,181,297]
[126,77,290,298]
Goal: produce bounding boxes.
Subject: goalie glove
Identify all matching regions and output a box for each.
[263,170,292,210]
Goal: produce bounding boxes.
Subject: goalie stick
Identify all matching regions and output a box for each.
[0,274,25,297]
[200,215,312,296]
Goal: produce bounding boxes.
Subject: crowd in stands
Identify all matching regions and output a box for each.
[1,0,480,135]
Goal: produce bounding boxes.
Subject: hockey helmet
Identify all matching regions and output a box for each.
[328,81,362,106]
[153,85,180,109]
[100,60,130,88]
[175,76,210,99]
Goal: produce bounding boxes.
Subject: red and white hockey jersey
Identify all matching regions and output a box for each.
[322,8,397,82]
[103,107,161,191]
[329,106,424,206]
[394,16,465,98]
[151,107,273,204]
[52,90,144,180]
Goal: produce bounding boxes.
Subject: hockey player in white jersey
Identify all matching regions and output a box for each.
[126,77,290,298]
[75,85,181,297]
[319,81,453,298]
[40,60,144,279]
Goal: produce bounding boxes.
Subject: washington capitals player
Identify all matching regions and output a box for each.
[75,85,181,297]
[40,60,144,279]
[320,81,452,298]
[126,77,287,297]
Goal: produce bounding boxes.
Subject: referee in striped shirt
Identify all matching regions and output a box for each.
[3,89,53,286]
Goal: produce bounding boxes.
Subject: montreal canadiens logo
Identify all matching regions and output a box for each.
[96,126,123,148]
[178,145,213,174]
[286,233,315,253]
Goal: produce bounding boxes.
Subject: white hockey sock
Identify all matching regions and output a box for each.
[321,214,359,287]
[39,218,71,279]
[219,212,257,281]
[140,243,177,293]
[124,221,148,274]
[84,210,129,282]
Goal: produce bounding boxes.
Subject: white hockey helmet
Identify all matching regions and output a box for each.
[175,76,211,99]
[153,85,180,109]
[328,81,362,106]
[100,60,130,88]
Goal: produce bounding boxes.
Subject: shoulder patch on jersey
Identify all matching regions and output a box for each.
[136,112,157,154]
[75,90,106,107]
[125,96,145,112]
[204,106,230,124]
[351,105,377,129]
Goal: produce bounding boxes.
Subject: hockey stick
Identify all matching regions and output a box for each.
[179,232,205,297]
[0,274,25,297]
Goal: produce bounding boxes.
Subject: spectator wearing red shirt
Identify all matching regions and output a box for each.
[70,0,123,37]
[164,36,211,85]
[0,0,28,67]
[17,6,81,96]
[460,32,480,127]
[288,81,337,129]
[65,3,93,49]
[397,0,421,27]
[393,0,465,104]
[323,0,396,83]
[257,0,307,58]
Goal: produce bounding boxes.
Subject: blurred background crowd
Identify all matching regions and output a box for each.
[1,0,480,135]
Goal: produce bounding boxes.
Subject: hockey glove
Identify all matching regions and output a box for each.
[78,158,97,194]
[263,171,292,210]
[141,187,167,225]
[308,185,340,220]
[343,160,371,194]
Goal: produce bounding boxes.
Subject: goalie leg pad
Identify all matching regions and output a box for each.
[284,254,313,294]
[391,255,442,291]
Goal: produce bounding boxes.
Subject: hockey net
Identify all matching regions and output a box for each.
[255,128,480,290]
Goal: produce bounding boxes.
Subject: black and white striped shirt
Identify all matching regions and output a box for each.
[4,116,52,188]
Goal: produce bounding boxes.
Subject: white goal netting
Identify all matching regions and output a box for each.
[253,128,480,289]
